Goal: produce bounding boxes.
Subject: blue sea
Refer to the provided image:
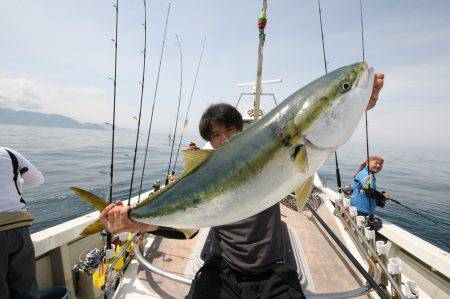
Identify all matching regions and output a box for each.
[1,124,449,252]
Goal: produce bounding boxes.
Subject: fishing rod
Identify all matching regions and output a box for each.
[358,2,446,232]
[137,2,171,203]
[317,0,343,197]
[127,0,148,206]
[172,36,206,173]
[388,199,450,230]
[358,0,376,220]
[165,34,183,186]
[106,0,119,249]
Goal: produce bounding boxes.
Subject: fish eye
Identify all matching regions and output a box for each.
[341,81,351,92]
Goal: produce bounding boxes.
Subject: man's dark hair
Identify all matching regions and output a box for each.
[199,103,243,141]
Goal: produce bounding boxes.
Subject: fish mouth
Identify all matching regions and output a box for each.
[358,63,375,109]
[357,62,373,90]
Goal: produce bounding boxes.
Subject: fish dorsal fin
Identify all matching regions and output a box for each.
[294,176,314,210]
[133,149,214,210]
[182,148,214,175]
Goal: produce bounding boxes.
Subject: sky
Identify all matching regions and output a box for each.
[1,0,450,150]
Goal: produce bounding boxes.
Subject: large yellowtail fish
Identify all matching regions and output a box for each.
[73,62,374,234]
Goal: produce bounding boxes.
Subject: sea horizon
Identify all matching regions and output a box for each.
[1,123,449,252]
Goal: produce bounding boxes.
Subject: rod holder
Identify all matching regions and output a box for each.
[405,281,419,299]
[119,232,129,242]
[356,216,366,242]
[343,198,350,208]
[334,192,344,215]
[356,216,365,229]
[349,206,358,217]
[337,191,344,208]
[376,241,389,288]
[365,227,375,241]
[105,248,115,260]
[365,227,376,278]
[337,191,344,205]
[388,258,402,299]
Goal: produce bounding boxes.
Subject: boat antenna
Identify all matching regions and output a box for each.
[165,33,183,186]
[172,36,206,172]
[127,0,148,206]
[317,0,343,197]
[253,0,268,121]
[137,2,171,202]
[106,0,119,249]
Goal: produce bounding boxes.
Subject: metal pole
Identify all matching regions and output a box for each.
[107,0,119,249]
[138,2,171,202]
[254,0,267,121]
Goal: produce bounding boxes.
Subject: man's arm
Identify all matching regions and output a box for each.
[100,201,156,234]
[7,148,44,189]
[100,201,198,239]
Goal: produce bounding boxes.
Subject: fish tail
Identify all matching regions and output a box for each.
[81,219,105,236]
[71,187,109,211]
[71,187,108,236]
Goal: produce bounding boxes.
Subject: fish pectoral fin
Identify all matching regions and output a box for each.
[81,219,105,236]
[181,148,214,174]
[71,187,109,211]
[290,143,308,173]
[294,176,314,210]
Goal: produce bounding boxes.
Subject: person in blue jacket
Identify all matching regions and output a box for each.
[351,156,390,216]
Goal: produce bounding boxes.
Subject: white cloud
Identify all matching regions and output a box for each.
[0,78,42,110]
[0,78,110,123]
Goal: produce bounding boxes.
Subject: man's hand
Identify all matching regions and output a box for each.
[366,72,384,111]
[100,200,157,234]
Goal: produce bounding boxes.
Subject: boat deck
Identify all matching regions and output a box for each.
[114,203,367,298]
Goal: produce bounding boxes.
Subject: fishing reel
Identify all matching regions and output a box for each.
[342,185,353,197]
[366,214,383,232]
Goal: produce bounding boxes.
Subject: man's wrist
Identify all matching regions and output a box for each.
[140,223,158,232]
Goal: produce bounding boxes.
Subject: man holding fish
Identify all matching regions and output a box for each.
[94,64,385,298]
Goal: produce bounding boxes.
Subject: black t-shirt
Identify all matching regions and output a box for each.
[211,203,284,274]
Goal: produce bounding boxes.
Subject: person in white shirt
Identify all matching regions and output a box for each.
[0,147,44,299]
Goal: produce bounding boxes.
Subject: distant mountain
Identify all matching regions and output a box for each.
[0,107,106,130]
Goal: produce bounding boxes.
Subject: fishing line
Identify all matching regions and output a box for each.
[389,199,450,230]
[127,0,148,206]
[165,33,183,186]
[173,36,206,173]
[317,0,343,195]
[137,2,171,203]
[106,0,119,249]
